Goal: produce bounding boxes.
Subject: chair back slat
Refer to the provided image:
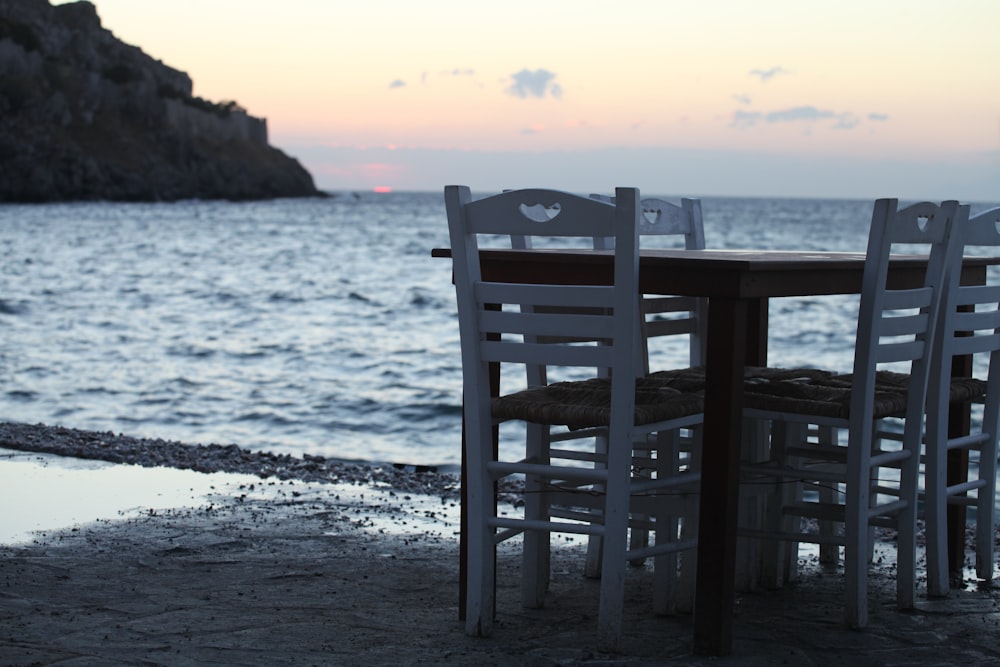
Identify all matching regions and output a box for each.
[479,340,616,367]
[951,332,1000,356]
[476,282,615,309]
[882,286,933,311]
[645,317,700,338]
[479,310,615,340]
[952,306,1000,333]
[955,283,1000,306]
[879,311,930,338]
[643,295,701,313]
[875,339,926,364]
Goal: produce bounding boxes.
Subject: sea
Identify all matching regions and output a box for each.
[2,192,998,473]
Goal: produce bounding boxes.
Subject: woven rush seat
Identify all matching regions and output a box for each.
[493,376,704,430]
[656,366,884,419]
[741,368,987,420]
[650,366,841,397]
[651,365,838,388]
[837,369,988,405]
[742,372,904,419]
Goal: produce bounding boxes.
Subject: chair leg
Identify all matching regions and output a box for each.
[844,440,870,629]
[925,425,951,597]
[760,419,800,588]
[652,429,678,614]
[674,497,699,613]
[585,524,604,578]
[597,532,628,650]
[675,437,701,614]
[896,509,917,610]
[737,418,766,591]
[816,425,841,565]
[976,445,997,582]
[652,502,679,615]
[629,439,655,567]
[522,423,550,608]
[465,439,497,637]
[596,432,631,652]
[925,494,950,596]
[896,429,920,610]
[585,432,609,579]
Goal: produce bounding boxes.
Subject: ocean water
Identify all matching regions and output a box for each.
[2,193,998,471]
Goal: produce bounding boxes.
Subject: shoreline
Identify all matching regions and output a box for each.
[0,420,460,501]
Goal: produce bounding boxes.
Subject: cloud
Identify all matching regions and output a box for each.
[749,66,789,83]
[506,69,563,99]
[764,106,839,122]
[868,113,889,122]
[731,110,763,127]
[833,114,861,130]
[444,68,475,77]
[732,94,752,105]
[388,79,406,89]
[731,105,866,129]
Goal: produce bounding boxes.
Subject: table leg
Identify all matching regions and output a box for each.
[693,297,748,656]
[745,298,768,366]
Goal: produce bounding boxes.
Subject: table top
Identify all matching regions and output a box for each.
[434,247,1000,299]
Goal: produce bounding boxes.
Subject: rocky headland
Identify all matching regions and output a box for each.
[0,0,323,202]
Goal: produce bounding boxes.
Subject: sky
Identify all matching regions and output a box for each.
[70,0,1000,201]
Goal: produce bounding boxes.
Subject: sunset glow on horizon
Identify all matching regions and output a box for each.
[70,0,1000,200]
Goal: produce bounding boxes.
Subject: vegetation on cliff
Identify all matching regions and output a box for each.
[0,0,324,202]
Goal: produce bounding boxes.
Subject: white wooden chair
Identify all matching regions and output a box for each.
[511,196,706,586]
[924,204,1000,596]
[445,185,704,650]
[738,199,965,628]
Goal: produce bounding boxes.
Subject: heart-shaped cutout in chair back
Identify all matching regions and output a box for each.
[518,202,562,223]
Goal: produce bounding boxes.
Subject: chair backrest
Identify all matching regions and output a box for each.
[632,198,707,367]
[511,195,707,371]
[445,185,644,436]
[935,206,1000,359]
[849,199,965,433]
[929,205,1000,433]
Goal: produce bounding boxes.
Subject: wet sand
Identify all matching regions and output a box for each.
[3,439,1000,665]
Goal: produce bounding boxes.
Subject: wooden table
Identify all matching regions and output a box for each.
[435,247,994,656]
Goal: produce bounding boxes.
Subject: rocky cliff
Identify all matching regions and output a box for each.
[0,0,323,202]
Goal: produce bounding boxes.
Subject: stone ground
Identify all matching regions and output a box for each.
[2,449,1000,666]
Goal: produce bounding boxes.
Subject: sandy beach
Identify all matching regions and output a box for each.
[3,426,1000,665]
